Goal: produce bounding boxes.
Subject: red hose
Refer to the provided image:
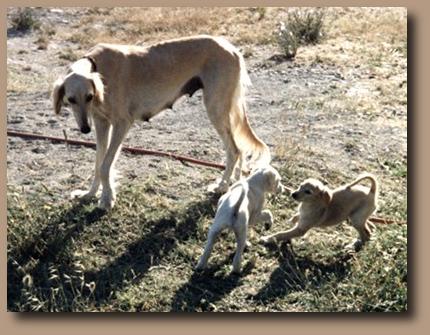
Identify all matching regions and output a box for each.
[7,129,406,225]
[7,129,225,170]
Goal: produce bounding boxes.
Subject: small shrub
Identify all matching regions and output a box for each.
[10,8,40,32]
[277,8,326,59]
[58,47,78,62]
[277,21,299,59]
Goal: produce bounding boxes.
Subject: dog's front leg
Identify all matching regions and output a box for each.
[98,121,131,209]
[258,209,274,230]
[260,215,306,244]
[71,116,111,200]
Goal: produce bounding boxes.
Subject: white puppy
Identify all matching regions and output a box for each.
[196,166,284,273]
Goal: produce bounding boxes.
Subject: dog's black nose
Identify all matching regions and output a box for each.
[292,192,298,200]
[81,126,91,134]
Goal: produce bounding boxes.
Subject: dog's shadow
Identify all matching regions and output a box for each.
[250,243,353,305]
[8,201,106,310]
[81,194,219,308]
[8,195,217,311]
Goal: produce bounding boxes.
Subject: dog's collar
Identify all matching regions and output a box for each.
[84,56,97,72]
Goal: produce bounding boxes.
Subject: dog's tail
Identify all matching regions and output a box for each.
[229,51,271,172]
[231,182,247,219]
[347,173,378,194]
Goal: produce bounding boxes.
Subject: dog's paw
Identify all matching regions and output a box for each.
[259,235,276,245]
[264,222,272,231]
[71,189,96,201]
[261,210,273,230]
[207,179,229,194]
[98,194,115,210]
[231,266,242,275]
[195,261,206,272]
[345,240,364,253]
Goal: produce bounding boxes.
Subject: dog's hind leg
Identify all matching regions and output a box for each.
[349,209,374,250]
[203,78,241,193]
[196,222,225,271]
[232,217,248,274]
[98,120,131,209]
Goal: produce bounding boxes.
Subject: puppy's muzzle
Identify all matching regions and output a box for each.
[292,191,299,200]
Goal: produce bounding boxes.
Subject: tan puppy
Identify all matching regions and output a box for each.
[261,174,378,250]
[196,166,284,274]
[52,35,270,209]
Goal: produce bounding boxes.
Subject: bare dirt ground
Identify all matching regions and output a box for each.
[7,8,407,211]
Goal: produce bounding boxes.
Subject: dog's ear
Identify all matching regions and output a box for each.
[263,169,277,192]
[52,78,65,114]
[89,72,104,104]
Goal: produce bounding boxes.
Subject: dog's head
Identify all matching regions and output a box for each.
[52,69,104,134]
[292,178,332,205]
[253,165,284,194]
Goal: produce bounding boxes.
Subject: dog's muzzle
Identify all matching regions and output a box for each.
[292,192,299,200]
[80,125,91,134]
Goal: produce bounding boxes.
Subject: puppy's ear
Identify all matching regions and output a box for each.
[89,72,104,104]
[263,169,277,192]
[52,78,65,114]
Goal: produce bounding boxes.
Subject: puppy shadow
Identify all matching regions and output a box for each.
[251,242,353,304]
[170,258,254,312]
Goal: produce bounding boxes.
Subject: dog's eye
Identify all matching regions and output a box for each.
[86,94,94,102]
[304,190,312,195]
[68,97,76,104]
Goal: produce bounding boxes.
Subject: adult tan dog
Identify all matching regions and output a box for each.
[261,174,378,251]
[52,35,270,209]
[196,165,284,274]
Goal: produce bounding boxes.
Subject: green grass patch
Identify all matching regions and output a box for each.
[8,176,407,312]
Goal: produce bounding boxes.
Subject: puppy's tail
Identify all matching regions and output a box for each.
[231,182,247,219]
[229,50,271,173]
[347,173,378,194]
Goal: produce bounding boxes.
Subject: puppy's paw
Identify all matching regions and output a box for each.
[345,240,363,253]
[259,235,276,245]
[261,210,274,230]
[195,261,206,272]
[231,266,242,275]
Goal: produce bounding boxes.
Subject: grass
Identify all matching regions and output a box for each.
[7,160,407,312]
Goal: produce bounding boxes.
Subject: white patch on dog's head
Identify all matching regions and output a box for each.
[52,67,104,134]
